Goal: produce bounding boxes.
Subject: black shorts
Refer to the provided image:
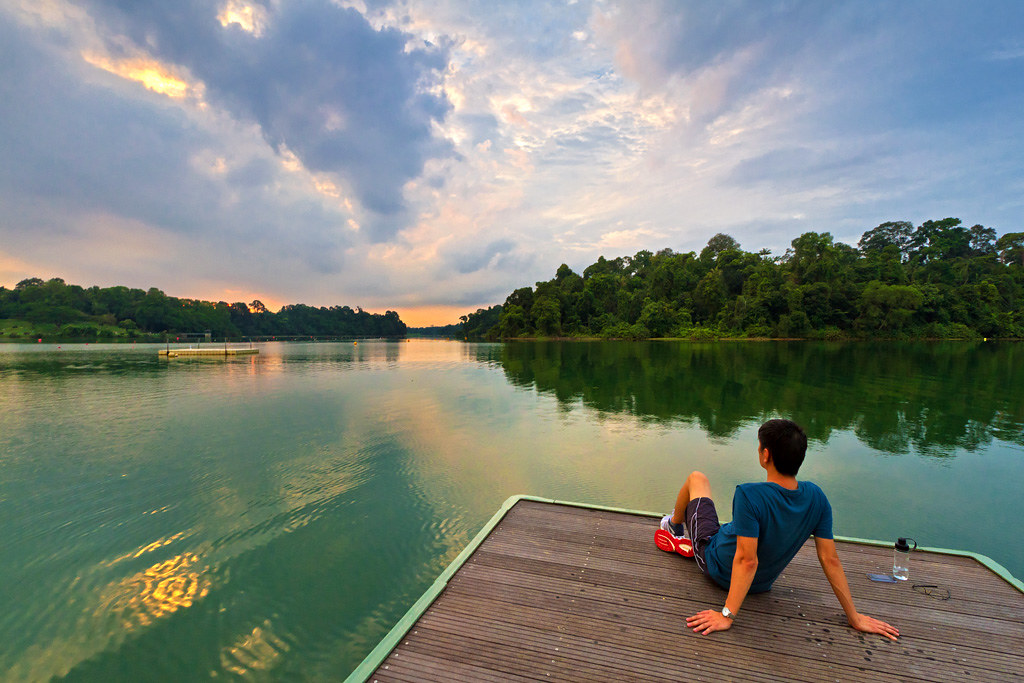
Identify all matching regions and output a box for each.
[684,496,721,577]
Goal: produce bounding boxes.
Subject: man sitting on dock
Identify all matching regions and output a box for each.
[658,418,900,640]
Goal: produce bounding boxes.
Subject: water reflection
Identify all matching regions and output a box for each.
[0,339,472,378]
[102,552,209,630]
[2,339,1020,680]
[0,340,494,680]
[220,619,290,676]
[487,341,1024,456]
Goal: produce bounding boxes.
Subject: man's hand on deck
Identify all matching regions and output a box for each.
[849,612,899,641]
[686,609,733,635]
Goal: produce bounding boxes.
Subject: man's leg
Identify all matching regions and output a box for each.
[667,471,720,576]
[657,471,714,557]
[671,471,712,527]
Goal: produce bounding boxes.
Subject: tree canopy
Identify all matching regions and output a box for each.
[0,279,406,340]
[460,218,1023,340]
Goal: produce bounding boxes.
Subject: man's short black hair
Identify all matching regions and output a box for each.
[758,419,807,476]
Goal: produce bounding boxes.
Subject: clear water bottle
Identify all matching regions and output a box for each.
[893,537,917,580]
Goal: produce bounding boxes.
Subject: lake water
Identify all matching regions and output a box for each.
[1,340,1021,680]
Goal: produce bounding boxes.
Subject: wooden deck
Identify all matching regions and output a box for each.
[359,499,1024,682]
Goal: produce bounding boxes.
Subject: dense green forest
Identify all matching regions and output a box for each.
[461,219,1024,340]
[0,278,406,340]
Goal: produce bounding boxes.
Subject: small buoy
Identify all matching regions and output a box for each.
[353,341,358,346]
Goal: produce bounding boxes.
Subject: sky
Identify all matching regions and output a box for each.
[1,1,1023,326]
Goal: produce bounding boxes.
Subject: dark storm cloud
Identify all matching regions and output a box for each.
[78,0,453,235]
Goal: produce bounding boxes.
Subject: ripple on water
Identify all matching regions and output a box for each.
[6,341,1019,679]
[219,619,291,677]
[96,551,210,632]
[0,528,210,681]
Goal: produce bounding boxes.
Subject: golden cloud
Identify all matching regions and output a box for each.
[217,0,268,36]
[82,52,200,100]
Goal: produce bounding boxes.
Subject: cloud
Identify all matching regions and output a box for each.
[0,18,214,235]
[592,2,829,99]
[446,238,517,274]
[76,0,453,235]
[988,45,1024,61]
[2,1,1023,325]
[726,146,875,188]
[0,12,352,288]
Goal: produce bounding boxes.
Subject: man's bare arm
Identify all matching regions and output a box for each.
[814,536,900,641]
[686,535,758,634]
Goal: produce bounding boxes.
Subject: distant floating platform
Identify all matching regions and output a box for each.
[158,348,259,358]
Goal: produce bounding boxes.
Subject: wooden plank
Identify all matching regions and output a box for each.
[504,503,1015,592]
[486,519,1021,608]
[771,562,1020,615]
[502,504,1010,584]
[398,628,669,682]
[370,647,541,683]
[466,549,1024,644]
[509,499,1003,582]
[438,571,1021,680]
[450,560,1024,657]
[369,501,1024,683]
[466,543,1023,649]
[414,609,837,683]
[421,591,895,682]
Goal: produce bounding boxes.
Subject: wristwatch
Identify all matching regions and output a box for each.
[721,606,736,620]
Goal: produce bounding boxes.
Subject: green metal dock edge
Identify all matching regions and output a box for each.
[344,494,1023,682]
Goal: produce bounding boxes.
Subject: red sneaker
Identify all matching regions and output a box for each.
[655,516,694,557]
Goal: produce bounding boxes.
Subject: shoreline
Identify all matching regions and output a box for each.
[2,335,1019,345]
[492,335,1016,342]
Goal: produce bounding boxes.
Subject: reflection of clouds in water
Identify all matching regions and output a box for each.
[3,339,1022,680]
[103,531,186,566]
[100,552,209,630]
[221,619,290,676]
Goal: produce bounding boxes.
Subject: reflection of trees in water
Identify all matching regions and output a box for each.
[486,341,1024,456]
[0,353,170,379]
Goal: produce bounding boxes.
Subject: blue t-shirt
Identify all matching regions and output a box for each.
[705,481,833,593]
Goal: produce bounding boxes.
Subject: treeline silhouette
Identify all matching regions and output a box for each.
[482,341,1024,455]
[0,278,406,339]
[461,219,1024,339]
[407,324,462,338]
